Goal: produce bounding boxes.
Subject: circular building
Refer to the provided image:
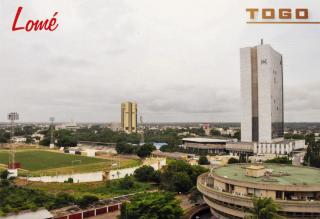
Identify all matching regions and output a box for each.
[197,164,320,219]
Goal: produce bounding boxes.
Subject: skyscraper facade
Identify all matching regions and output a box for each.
[121,101,137,133]
[240,43,284,143]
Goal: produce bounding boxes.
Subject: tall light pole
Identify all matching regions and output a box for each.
[7,112,19,177]
[49,117,55,149]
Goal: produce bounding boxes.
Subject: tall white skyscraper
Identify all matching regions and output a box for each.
[240,42,284,143]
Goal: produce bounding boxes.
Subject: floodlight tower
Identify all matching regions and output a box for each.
[7,112,19,177]
[49,117,55,149]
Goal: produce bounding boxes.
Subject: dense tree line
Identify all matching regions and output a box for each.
[198,156,210,165]
[144,128,183,146]
[265,157,292,164]
[115,143,156,158]
[133,160,207,193]
[77,126,140,144]
[304,134,320,168]
[0,170,100,216]
[0,130,10,143]
[0,176,99,216]
[120,192,182,219]
[122,160,209,218]
[0,126,39,144]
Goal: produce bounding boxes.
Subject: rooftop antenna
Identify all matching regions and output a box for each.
[7,112,19,177]
[49,117,55,149]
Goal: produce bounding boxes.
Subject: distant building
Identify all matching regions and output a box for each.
[152,150,195,161]
[108,122,122,132]
[181,137,304,156]
[240,42,284,143]
[182,137,237,154]
[12,136,27,143]
[55,122,79,131]
[201,123,212,136]
[121,102,137,134]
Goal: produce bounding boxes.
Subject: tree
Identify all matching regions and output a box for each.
[265,157,291,164]
[56,130,77,147]
[64,178,74,183]
[0,186,56,215]
[119,192,182,219]
[189,187,202,203]
[134,165,155,182]
[228,157,240,164]
[171,172,193,193]
[116,143,135,154]
[0,179,10,187]
[234,131,241,141]
[304,139,320,168]
[76,195,99,208]
[136,144,156,158]
[39,137,50,146]
[0,170,9,180]
[246,197,283,219]
[151,170,161,183]
[160,160,207,193]
[0,130,10,143]
[52,193,75,209]
[198,156,210,165]
[210,129,221,136]
[119,176,134,189]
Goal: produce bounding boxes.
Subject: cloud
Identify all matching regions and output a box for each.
[0,0,319,122]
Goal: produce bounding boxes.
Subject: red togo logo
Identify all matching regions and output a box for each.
[12,6,59,32]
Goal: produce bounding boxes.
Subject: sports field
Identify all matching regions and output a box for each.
[0,149,141,176]
[0,150,107,171]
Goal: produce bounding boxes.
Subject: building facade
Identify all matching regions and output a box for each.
[197,164,320,219]
[182,137,237,154]
[240,43,284,143]
[121,102,137,133]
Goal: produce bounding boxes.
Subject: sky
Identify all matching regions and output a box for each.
[0,0,320,123]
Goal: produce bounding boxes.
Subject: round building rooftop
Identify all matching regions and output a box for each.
[213,164,320,186]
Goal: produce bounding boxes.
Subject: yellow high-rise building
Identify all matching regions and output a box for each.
[121,102,137,133]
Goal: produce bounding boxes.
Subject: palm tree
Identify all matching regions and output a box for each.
[246,197,285,219]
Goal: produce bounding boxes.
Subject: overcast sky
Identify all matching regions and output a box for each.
[0,0,320,123]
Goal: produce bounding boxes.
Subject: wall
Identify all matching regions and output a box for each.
[107,158,166,180]
[27,171,103,183]
[108,167,138,180]
[240,47,253,142]
[234,186,247,195]
[214,180,226,191]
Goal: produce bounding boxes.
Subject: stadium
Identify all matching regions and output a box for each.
[0,147,138,178]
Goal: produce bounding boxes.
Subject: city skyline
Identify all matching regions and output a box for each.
[1,0,320,123]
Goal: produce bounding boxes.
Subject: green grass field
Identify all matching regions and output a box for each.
[0,150,107,171]
[0,149,141,176]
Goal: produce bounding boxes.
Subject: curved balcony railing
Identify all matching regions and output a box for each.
[197,173,320,214]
